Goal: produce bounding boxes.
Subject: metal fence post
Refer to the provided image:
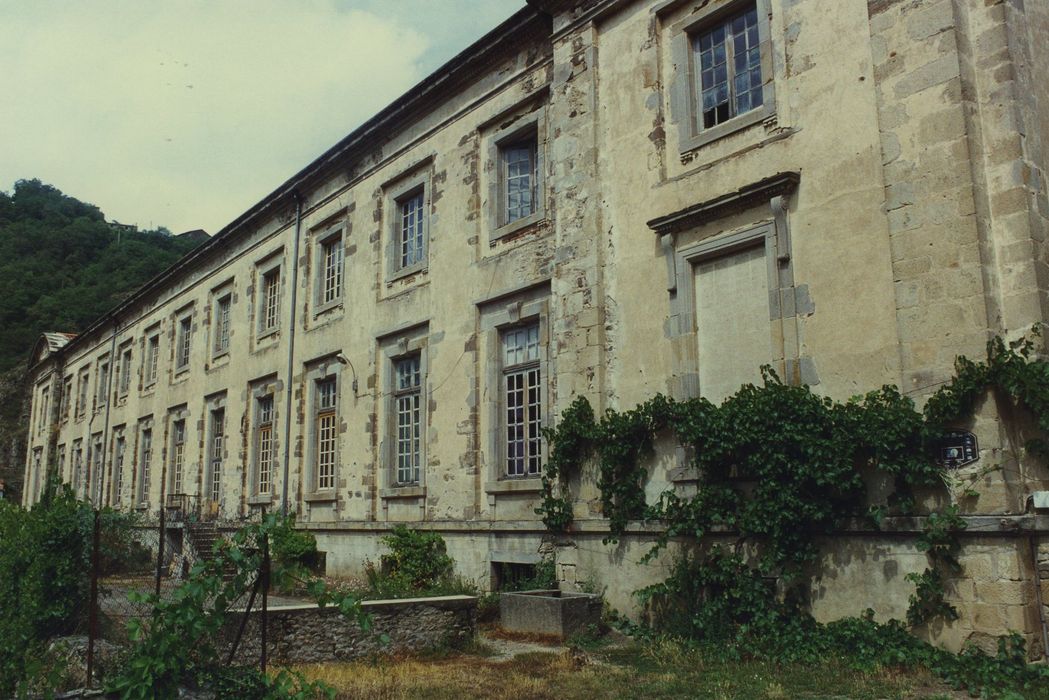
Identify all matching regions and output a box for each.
[261,531,269,674]
[86,508,101,686]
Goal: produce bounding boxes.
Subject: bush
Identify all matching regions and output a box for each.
[379,526,454,591]
[0,486,94,696]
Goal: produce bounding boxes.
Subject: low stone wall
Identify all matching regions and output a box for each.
[223,594,477,664]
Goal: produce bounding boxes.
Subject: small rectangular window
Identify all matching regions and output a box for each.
[76,370,90,419]
[214,295,231,354]
[119,346,132,395]
[96,361,109,408]
[321,237,344,305]
[398,190,425,269]
[170,420,186,495]
[176,317,192,370]
[693,4,762,130]
[209,409,224,501]
[502,323,542,477]
[113,435,126,505]
[37,386,50,434]
[146,335,160,386]
[61,376,72,421]
[261,269,281,333]
[256,396,274,495]
[394,356,422,485]
[502,136,537,225]
[139,428,153,503]
[315,378,337,491]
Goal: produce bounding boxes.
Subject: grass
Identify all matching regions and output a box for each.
[293,637,975,700]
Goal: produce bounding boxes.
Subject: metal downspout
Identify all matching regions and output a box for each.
[280,192,304,517]
[96,320,119,507]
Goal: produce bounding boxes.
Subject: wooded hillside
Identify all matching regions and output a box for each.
[0,179,205,496]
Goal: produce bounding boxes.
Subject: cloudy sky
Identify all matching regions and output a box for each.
[0,0,523,234]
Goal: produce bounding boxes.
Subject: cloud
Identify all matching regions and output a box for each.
[0,0,522,233]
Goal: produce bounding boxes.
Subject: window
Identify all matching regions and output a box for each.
[175,316,192,371]
[170,420,186,495]
[76,370,90,419]
[61,375,72,421]
[37,386,50,434]
[90,435,103,504]
[320,236,344,305]
[502,323,542,477]
[146,334,160,386]
[670,0,774,152]
[138,427,153,504]
[393,356,422,485]
[314,378,337,491]
[118,345,133,396]
[260,268,281,334]
[96,360,109,409]
[694,6,762,129]
[501,136,537,225]
[256,396,275,495]
[57,444,66,482]
[214,295,231,355]
[208,408,224,502]
[113,434,126,506]
[397,190,425,270]
[72,440,83,497]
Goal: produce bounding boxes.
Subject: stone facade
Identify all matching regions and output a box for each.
[20,0,1049,655]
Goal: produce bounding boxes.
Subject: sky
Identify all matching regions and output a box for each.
[0,0,524,234]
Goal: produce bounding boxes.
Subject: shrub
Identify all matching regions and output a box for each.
[379,526,454,591]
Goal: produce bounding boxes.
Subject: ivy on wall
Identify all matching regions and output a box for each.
[537,334,1049,629]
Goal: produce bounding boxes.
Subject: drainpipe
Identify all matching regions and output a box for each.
[96,318,119,508]
[280,192,304,518]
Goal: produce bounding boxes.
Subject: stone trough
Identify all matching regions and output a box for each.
[499,589,602,639]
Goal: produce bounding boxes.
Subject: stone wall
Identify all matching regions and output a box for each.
[224,595,477,664]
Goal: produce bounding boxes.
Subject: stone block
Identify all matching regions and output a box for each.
[499,590,602,639]
[894,53,959,99]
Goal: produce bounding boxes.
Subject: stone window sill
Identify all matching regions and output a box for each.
[491,212,544,245]
[380,485,426,499]
[257,328,280,342]
[387,262,427,285]
[485,479,543,495]
[304,492,337,504]
[313,299,344,318]
[247,494,274,506]
[679,104,773,157]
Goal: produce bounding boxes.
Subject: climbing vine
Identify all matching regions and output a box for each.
[538,333,1049,643]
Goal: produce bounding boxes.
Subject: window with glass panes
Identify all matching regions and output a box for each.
[321,237,343,304]
[315,378,337,490]
[261,269,281,332]
[37,386,49,434]
[139,428,152,502]
[72,442,83,497]
[61,376,72,420]
[176,318,191,370]
[147,335,160,385]
[171,420,185,494]
[91,437,103,503]
[502,137,537,224]
[209,409,224,501]
[398,191,425,269]
[693,4,762,129]
[393,356,422,485]
[96,361,109,407]
[119,347,132,394]
[256,397,274,495]
[113,436,126,505]
[502,323,542,477]
[215,295,231,354]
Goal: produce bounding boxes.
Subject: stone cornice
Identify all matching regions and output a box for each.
[646,171,800,236]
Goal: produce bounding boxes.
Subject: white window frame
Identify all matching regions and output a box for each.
[174,312,192,374]
[111,429,126,507]
[249,380,278,503]
[95,357,110,411]
[205,394,226,503]
[60,375,72,422]
[668,0,776,153]
[378,324,430,497]
[76,368,90,421]
[144,329,161,389]
[314,228,345,314]
[383,163,432,283]
[501,323,543,478]
[478,285,550,493]
[137,419,153,507]
[169,417,186,496]
[257,254,283,339]
[313,376,338,493]
[117,342,133,398]
[212,289,233,358]
[486,104,547,243]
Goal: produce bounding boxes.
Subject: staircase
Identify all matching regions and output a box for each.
[185,521,238,582]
